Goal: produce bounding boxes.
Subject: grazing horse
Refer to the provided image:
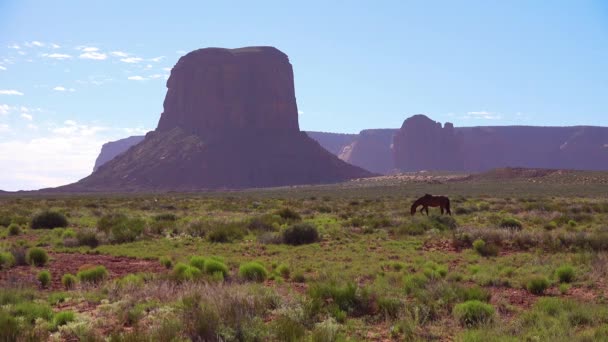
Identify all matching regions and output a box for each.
[411,194,451,216]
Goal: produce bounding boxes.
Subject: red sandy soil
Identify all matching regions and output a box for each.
[0,252,167,291]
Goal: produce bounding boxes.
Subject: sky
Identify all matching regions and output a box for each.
[0,0,607,191]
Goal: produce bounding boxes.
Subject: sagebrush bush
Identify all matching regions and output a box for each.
[97,213,144,243]
[31,210,68,229]
[53,310,75,328]
[555,265,575,283]
[207,222,246,243]
[283,223,319,245]
[7,223,21,236]
[472,239,498,257]
[37,270,51,288]
[77,265,108,283]
[154,213,177,222]
[0,310,19,341]
[189,256,207,270]
[499,217,523,230]
[453,300,495,327]
[527,276,550,295]
[239,262,268,282]
[11,301,53,323]
[159,256,173,269]
[275,207,302,221]
[62,273,78,289]
[76,229,100,248]
[27,247,48,266]
[61,228,76,239]
[276,264,290,279]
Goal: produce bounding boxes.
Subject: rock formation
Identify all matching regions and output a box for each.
[93,136,144,172]
[393,115,464,171]
[339,129,396,174]
[64,47,372,191]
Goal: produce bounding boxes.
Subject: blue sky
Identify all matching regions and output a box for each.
[0,0,607,190]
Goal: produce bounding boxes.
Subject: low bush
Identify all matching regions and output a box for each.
[76,229,100,248]
[0,310,19,341]
[275,207,301,222]
[472,239,498,257]
[526,276,550,295]
[173,262,202,282]
[239,262,268,282]
[97,213,145,243]
[154,213,177,222]
[276,264,290,279]
[283,223,319,245]
[37,270,51,288]
[159,256,173,269]
[272,315,306,341]
[453,300,495,327]
[309,281,376,317]
[62,273,78,289]
[555,265,575,283]
[27,247,48,266]
[499,217,523,230]
[207,222,246,243]
[189,256,207,270]
[31,210,68,229]
[53,310,75,328]
[77,265,108,283]
[0,252,15,269]
[61,228,76,239]
[7,223,21,236]
[204,259,229,277]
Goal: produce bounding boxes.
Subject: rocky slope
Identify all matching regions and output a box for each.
[62,47,372,191]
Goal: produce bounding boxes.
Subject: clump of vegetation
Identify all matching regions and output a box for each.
[97,213,145,243]
[499,217,523,230]
[27,247,48,266]
[453,300,495,327]
[239,262,268,282]
[283,223,319,245]
[53,310,75,328]
[555,265,575,283]
[77,265,108,283]
[76,229,100,248]
[472,239,498,257]
[204,259,229,277]
[275,207,301,222]
[0,252,15,269]
[207,222,246,243]
[526,276,550,295]
[159,256,173,269]
[173,262,202,282]
[189,256,207,270]
[31,210,68,229]
[61,273,78,289]
[7,223,21,236]
[276,264,290,279]
[37,270,51,288]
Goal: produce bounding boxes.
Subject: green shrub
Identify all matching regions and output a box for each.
[37,270,51,288]
[453,300,495,327]
[62,274,78,289]
[0,252,15,269]
[27,247,48,266]
[555,265,575,283]
[207,222,246,243]
[61,228,76,239]
[173,262,202,282]
[526,276,550,295]
[31,210,68,229]
[204,259,228,277]
[97,213,144,243]
[283,223,319,245]
[472,239,498,257]
[53,310,75,328]
[159,256,173,269]
[239,262,268,282]
[499,217,523,230]
[11,301,53,323]
[292,272,306,283]
[272,315,306,341]
[275,207,301,221]
[189,256,206,270]
[0,310,19,341]
[117,274,144,289]
[154,213,177,222]
[77,265,108,283]
[7,223,21,236]
[276,264,290,279]
[76,229,99,248]
[559,283,570,294]
[403,273,428,294]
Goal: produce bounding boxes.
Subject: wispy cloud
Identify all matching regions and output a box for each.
[150,56,165,62]
[53,86,75,92]
[8,44,20,49]
[148,74,164,79]
[0,104,11,115]
[110,51,129,57]
[0,66,6,71]
[20,113,33,121]
[79,52,107,60]
[81,47,99,52]
[25,41,44,47]
[50,43,61,49]
[42,53,72,60]
[0,90,24,96]
[0,124,9,132]
[464,111,501,120]
[120,57,143,63]
[127,75,146,81]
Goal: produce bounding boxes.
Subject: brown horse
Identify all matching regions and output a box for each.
[411,194,451,216]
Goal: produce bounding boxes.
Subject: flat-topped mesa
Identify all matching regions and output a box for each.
[157,46,299,137]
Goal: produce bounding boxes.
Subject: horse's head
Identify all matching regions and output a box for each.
[410,202,418,216]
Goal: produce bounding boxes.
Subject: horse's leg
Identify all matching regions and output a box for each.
[425,206,429,216]
[440,206,444,215]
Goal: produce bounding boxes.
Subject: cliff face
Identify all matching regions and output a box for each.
[65,46,372,191]
[93,136,144,172]
[339,129,397,174]
[393,115,464,171]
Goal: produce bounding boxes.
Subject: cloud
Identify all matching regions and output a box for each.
[0,104,11,115]
[148,74,163,79]
[52,86,75,92]
[42,53,72,60]
[149,56,165,62]
[0,66,6,71]
[25,41,44,47]
[81,47,99,52]
[0,90,24,96]
[463,111,501,120]
[110,51,129,57]
[127,76,146,81]
[20,113,33,121]
[298,110,304,115]
[120,57,143,63]
[79,52,107,60]
[50,43,61,49]
[8,44,20,49]
[0,124,9,132]
[162,67,171,72]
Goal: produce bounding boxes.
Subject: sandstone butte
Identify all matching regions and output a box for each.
[59,46,373,192]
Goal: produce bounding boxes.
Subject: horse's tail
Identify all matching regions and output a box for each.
[445,198,452,215]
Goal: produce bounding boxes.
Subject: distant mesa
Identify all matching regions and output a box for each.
[63,46,372,191]
[93,135,144,172]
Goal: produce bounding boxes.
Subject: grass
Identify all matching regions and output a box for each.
[1,171,608,339]
[77,265,108,283]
